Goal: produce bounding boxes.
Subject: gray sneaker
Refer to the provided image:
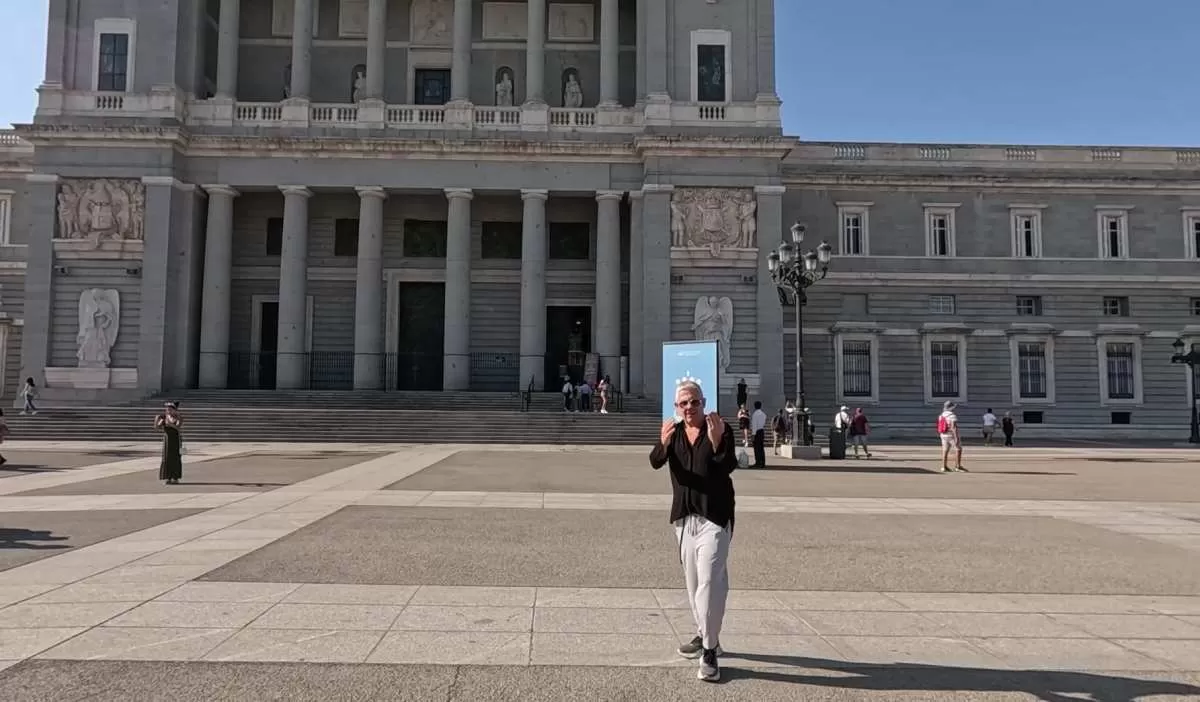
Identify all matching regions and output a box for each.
[697,648,720,682]
[677,636,722,659]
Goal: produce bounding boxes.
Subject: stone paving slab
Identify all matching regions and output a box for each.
[0,510,204,573]
[387,449,1200,502]
[1,660,1198,701]
[198,507,1200,594]
[0,451,154,480]
[15,452,388,496]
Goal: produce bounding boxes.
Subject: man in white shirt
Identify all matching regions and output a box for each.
[939,401,966,473]
[981,408,998,447]
[833,406,852,431]
[750,401,768,468]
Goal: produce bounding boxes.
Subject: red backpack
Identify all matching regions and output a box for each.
[936,415,948,434]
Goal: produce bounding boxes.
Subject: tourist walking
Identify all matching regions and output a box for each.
[981,408,998,446]
[750,401,767,468]
[737,405,750,446]
[561,377,574,412]
[578,379,592,412]
[736,378,748,410]
[938,401,965,472]
[1002,412,1016,447]
[156,402,184,485]
[598,375,611,414]
[20,378,37,415]
[772,409,787,455]
[849,407,872,458]
[649,381,735,683]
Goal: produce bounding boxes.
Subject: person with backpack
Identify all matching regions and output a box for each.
[20,378,38,415]
[849,408,872,458]
[937,401,966,473]
[772,409,788,455]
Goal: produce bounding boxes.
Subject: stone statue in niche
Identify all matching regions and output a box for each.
[411,0,452,44]
[670,188,757,256]
[351,64,367,102]
[495,68,514,106]
[283,63,292,99]
[57,179,146,246]
[693,296,733,373]
[562,69,583,108]
[77,288,120,369]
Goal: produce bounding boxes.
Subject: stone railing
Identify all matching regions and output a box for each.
[548,108,597,128]
[792,142,1200,169]
[386,105,446,126]
[0,130,25,146]
[233,102,285,125]
[473,106,521,128]
[310,103,358,124]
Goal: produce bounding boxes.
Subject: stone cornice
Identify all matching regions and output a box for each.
[635,135,796,160]
[13,123,189,149]
[185,135,643,162]
[783,172,1200,192]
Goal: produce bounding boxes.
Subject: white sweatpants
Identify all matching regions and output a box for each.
[673,514,731,650]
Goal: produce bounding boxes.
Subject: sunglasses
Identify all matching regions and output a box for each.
[675,399,703,408]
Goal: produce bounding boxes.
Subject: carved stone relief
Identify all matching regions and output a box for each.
[670,188,757,256]
[494,67,514,106]
[339,0,369,38]
[693,296,733,374]
[412,0,453,45]
[482,2,527,40]
[549,3,594,41]
[562,68,583,107]
[272,0,319,38]
[77,288,120,369]
[57,179,146,244]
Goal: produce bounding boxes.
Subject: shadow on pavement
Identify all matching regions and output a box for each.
[725,653,1200,701]
[0,527,70,551]
[754,465,935,475]
[174,481,288,488]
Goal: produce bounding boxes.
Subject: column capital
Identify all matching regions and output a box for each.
[754,185,787,196]
[596,190,624,201]
[521,189,549,201]
[279,185,312,198]
[641,184,674,194]
[628,189,644,200]
[444,187,474,201]
[355,186,388,200]
[25,173,60,184]
[202,184,239,197]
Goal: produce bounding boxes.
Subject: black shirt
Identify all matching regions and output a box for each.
[649,421,737,529]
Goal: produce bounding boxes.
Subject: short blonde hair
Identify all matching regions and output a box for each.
[675,382,704,403]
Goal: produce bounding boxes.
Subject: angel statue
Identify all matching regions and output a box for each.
[77,288,120,369]
[693,296,733,373]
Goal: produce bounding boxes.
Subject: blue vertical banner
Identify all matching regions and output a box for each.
[661,340,720,421]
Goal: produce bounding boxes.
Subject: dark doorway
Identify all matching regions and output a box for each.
[258,301,279,389]
[545,306,591,388]
[414,69,451,105]
[396,283,445,390]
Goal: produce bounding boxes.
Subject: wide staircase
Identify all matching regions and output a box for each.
[4,390,665,445]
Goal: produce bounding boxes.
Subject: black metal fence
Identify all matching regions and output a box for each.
[214,351,523,392]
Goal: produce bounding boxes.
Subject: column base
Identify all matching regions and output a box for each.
[280,98,311,127]
[444,100,474,129]
[353,352,385,390]
[356,98,386,128]
[644,93,672,126]
[519,354,545,392]
[275,353,308,390]
[521,101,549,132]
[443,353,471,391]
[754,93,783,127]
[198,352,229,389]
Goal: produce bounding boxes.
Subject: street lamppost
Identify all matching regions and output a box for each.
[1170,337,1200,444]
[767,223,832,447]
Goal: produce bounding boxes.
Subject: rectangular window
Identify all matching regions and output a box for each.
[1104,342,1136,400]
[98,32,130,92]
[1192,297,1200,316]
[1023,411,1044,424]
[1011,210,1043,258]
[1185,212,1200,259]
[929,294,956,315]
[924,206,957,257]
[1193,219,1200,259]
[1111,411,1132,425]
[837,204,870,255]
[0,191,11,245]
[1102,296,1130,317]
[696,44,727,102]
[1097,211,1128,259]
[265,218,283,256]
[414,69,452,105]
[548,222,590,260]
[1017,341,1048,399]
[929,340,961,399]
[841,340,873,398]
[403,220,448,257]
[334,219,358,257]
[1016,295,1043,316]
[481,221,523,259]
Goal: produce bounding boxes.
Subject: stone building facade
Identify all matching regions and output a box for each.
[1,0,1196,437]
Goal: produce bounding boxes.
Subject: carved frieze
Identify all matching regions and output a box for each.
[548,3,594,41]
[483,2,527,40]
[412,0,453,45]
[272,0,319,38]
[670,188,756,257]
[339,0,369,38]
[57,179,145,244]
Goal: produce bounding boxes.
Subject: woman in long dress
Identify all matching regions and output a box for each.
[156,402,183,485]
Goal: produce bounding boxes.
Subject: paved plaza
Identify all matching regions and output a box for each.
[0,440,1198,700]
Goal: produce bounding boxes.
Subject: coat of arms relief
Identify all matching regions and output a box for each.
[670,188,757,257]
[56,179,146,245]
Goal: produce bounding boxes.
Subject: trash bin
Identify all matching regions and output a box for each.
[827,427,846,460]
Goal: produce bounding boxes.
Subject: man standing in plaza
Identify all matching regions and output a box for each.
[750,401,768,468]
[939,400,966,472]
[650,381,736,682]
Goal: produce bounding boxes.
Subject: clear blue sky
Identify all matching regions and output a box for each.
[2,0,1196,146]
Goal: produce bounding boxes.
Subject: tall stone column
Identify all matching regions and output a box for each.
[755,185,786,411]
[198,185,239,388]
[519,189,548,390]
[450,0,473,102]
[599,0,619,105]
[627,189,644,394]
[215,0,241,99]
[289,0,314,99]
[640,184,673,400]
[443,188,473,390]
[365,0,387,99]
[644,0,668,97]
[595,191,623,381]
[18,174,58,389]
[353,187,387,389]
[276,186,312,389]
[525,0,546,103]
